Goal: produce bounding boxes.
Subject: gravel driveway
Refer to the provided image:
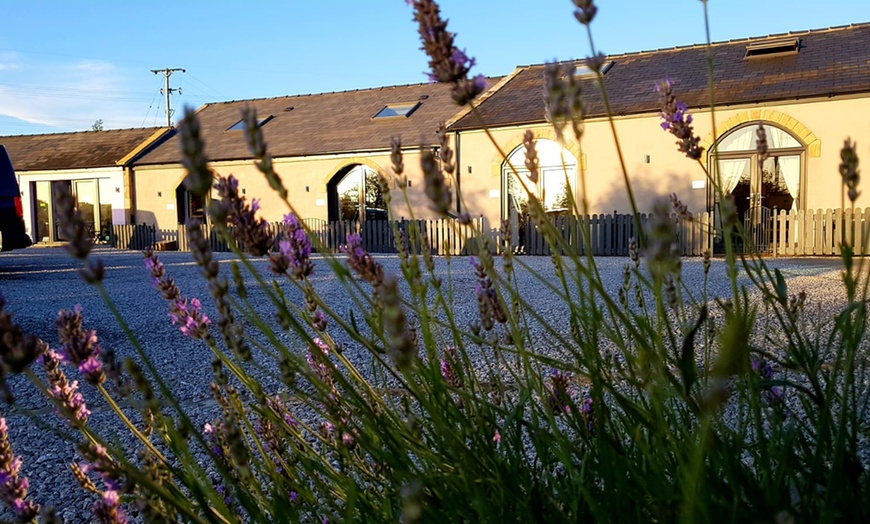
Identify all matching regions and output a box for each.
[0,246,849,521]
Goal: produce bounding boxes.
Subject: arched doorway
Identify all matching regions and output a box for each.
[327,164,387,222]
[710,122,805,251]
[502,139,577,249]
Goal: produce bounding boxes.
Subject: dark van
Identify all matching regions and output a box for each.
[0,145,32,251]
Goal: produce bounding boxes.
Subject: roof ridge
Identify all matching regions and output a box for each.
[521,22,870,67]
[0,126,165,139]
[206,77,500,107]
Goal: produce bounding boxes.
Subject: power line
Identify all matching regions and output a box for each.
[141,90,159,128]
[181,71,228,101]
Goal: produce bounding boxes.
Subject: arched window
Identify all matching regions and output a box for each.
[710,122,805,250]
[327,164,387,222]
[501,139,577,250]
[502,139,576,218]
[711,123,804,216]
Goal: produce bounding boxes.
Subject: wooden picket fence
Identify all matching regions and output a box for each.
[110,209,870,257]
[769,208,870,256]
[108,224,158,250]
[518,212,714,257]
[102,216,487,256]
[302,217,484,255]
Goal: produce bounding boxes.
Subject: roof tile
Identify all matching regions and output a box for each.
[135,80,498,165]
[450,23,870,130]
[0,128,167,171]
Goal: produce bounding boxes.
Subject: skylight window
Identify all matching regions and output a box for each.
[744,38,800,59]
[373,102,422,119]
[226,115,273,132]
[573,60,614,78]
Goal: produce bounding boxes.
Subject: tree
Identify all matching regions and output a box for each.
[91,119,104,131]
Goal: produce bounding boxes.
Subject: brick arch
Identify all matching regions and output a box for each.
[490,128,584,178]
[321,157,388,193]
[700,109,821,161]
[323,158,390,222]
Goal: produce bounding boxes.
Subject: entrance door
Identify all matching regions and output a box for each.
[712,123,804,253]
[31,179,109,244]
[718,155,800,252]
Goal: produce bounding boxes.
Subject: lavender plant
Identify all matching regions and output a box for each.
[0,1,868,523]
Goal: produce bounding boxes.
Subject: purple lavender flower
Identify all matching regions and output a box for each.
[440,346,462,388]
[267,395,298,428]
[311,310,328,332]
[92,490,127,524]
[343,233,384,287]
[213,174,275,256]
[56,306,106,385]
[144,251,181,301]
[409,0,486,105]
[451,48,476,70]
[290,491,298,503]
[581,397,595,435]
[215,482,232,506]
[572,0,598,25]
[470,257,507,331]
[751,356,786,410]
[546,369,573,415]
[79,445,122,493]
[545,62,585,142]
[307,339,340,409]
[341,431,356,449]
[269,213,314,280]
[49,380,90,422]
[169,297,211,339]
[0,418,40,521]
[41,349,90,424]
[655,78,703,160]
[750,357,773,380]
[78,355,104,384]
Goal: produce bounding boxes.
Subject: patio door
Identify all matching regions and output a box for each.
[712,123,804,253]
[73,180,98,239]
[31,178,108,243]
[717,154,800,251]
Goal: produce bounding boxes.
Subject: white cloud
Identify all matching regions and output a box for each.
[0,57,158,134]
[0,51,21,72]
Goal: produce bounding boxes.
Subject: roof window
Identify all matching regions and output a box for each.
[226,114,273,132]
[573,60,614,78]
[744,38,800,59]
[372,102,422,119]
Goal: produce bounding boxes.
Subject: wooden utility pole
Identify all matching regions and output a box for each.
[151,68,186,126]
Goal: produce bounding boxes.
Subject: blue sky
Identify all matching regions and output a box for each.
[0,0,866,136]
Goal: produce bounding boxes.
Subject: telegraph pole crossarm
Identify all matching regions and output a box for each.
[151,67,186,127]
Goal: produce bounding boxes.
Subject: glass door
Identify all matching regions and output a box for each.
[51,181,72,241]
[73,180,97,240]
[716,154,800,252]
[32,181,52,243]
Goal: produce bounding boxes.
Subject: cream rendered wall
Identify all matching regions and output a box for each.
[132,149,435,231]
[17,166,126,241]
[455,95,870,228]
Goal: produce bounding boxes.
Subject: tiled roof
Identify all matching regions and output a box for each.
[0,127,167,171]
[449,23,870,131]
[135,80,499,165]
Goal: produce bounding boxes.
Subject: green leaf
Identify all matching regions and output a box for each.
[774,268,788,303]
[680,305,707,396]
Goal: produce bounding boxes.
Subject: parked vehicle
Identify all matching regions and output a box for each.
[0,145,33,251]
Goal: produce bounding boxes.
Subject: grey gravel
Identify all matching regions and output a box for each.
[0,246,852,521]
